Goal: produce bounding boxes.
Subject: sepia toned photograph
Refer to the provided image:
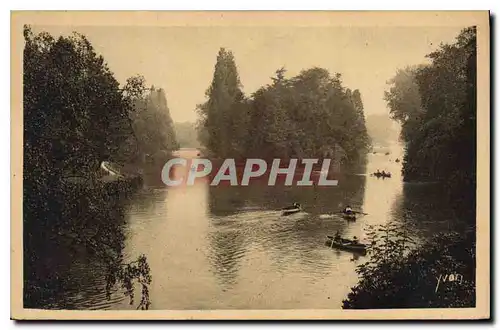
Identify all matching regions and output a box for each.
[10,11,490,320]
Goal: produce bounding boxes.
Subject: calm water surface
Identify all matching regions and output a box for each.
[40,144,472,310]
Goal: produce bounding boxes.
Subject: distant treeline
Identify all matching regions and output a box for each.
[130,83,179,165]
[384,27,476,190]
[196,48,371,164]
[365,114,400,146]
[174,122,201,149]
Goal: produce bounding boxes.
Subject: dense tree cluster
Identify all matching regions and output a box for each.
[384,27,476,190]
[23,25,144,258]
[23,26,178,186]
[24,26,136,185]
[130,85,179,165]
[197,48,371,164]
[23,26,173,309]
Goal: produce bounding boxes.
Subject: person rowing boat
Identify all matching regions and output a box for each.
[285,202,300,210]
[341,205,357,220]
[343,205,354,214]
[326,234,367,254]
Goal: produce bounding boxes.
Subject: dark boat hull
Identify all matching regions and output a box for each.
[281,208,301,216]
[342,213,356,221]
[372,173,391,178]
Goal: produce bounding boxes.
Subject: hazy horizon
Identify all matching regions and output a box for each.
[32,25,466,123]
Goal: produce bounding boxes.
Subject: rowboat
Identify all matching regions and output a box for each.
[372,172,391,178]
[325,235,368,254]
[281,207,301,216]
[281,203,302,216]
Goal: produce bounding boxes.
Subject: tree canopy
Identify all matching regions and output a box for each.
[197,49,371,165]
[23,26,178,181]
[196,48,245,158]
[23,26,181,310]
[384,27,476,190]
[23,26,138,182]
[130,86,179,164]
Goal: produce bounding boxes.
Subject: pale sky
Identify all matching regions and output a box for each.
[34,25,465,123]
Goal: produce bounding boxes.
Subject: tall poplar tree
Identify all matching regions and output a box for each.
[197,48,245,157]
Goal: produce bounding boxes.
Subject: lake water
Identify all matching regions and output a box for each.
[29,144,473,310]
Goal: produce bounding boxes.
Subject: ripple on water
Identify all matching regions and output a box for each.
[46,261,127,310]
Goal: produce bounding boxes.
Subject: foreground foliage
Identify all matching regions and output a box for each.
[23,26,154,309]
[342,223,475,309]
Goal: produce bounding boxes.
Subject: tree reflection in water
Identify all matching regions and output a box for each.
[24,182,153,310]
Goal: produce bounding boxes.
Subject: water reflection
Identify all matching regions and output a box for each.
[24,184,136,310]
[390,183,474,242]
[26,145,475,310]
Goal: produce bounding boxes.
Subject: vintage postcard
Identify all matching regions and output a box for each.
[11,11,490,320]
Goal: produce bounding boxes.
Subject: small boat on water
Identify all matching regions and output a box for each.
[372,172,391,178]
[281,203,302,216]
[326,235,368,254]
[282,207,301,216]
[340,205,358,221]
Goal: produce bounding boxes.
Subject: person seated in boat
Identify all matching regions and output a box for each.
[343,205,354,214]
[284,202,300,210]
[352,236,359,244]
[334,231,341,241]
